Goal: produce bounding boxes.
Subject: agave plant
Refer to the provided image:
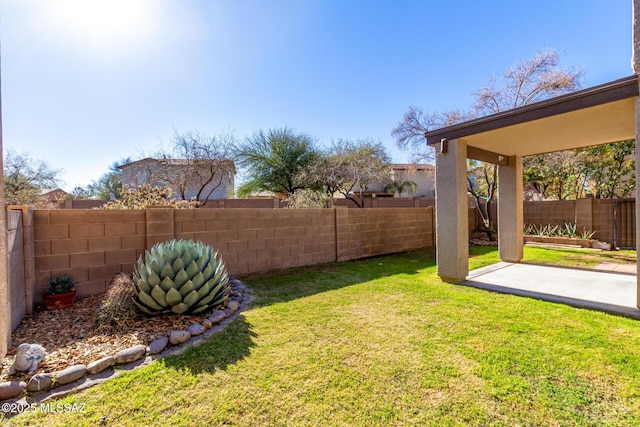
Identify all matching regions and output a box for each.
[48,274,77,294]
[132,239,230,316]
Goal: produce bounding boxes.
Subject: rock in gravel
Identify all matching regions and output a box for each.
[208,310,226,324]
[227,300,240,311]
[223,308,234,317]
[87,356,115,375]
[202,319,212,329]
[55,364,87,385]
[187,324,206,336]
[115,345,147,364]
[169,330,191,345]
[147,336,169,355]
[0,381,26,399]
[27,373,53,392]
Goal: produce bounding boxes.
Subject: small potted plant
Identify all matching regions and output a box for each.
[43,274,77,310]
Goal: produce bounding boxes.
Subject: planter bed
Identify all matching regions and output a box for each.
[524,235,611,250]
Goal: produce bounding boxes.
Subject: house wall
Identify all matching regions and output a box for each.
[394,169,435,197]
[121,161,234,200]
[367,168,436,197]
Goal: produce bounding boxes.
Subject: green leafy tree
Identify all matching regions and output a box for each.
[85,157,132,200]
[300,139,392,208]
[70,186,91,199]
[523,151,587,200]
[579,140,635,199]
[3,149,62,205]
[236,127,319,196]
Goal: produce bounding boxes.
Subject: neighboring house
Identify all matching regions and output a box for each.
[119,158,235,200]
[40,188,70,201]
[366,164,435,197]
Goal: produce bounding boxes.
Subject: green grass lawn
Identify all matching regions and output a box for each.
[6,246,640,426]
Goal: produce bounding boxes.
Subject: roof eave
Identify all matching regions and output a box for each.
[425,75,639,145]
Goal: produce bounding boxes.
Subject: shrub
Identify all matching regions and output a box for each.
[524,222,595,239]
[284,189,334,208]
[101,184,199,209]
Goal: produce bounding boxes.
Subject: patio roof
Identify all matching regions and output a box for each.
[425,75,639,160]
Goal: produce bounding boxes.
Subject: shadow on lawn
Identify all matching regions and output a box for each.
[163,248,436,374]
[162,314,257,375]
[239,248,437,309]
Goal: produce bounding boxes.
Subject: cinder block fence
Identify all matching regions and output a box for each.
[7,206,434,329]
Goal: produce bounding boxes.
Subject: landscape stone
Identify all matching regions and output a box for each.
[0,381,26,399]
[169,330,191,345]
[223,308,234,317]
[27,373,53,392]
[115,345,147,364]
[187,324,206,336]
[87,356,115,375]
[226,300,240,311]
[56,364,87,385]
[147,336,169,355]
[208,310,226,324]
[202,319,212,329]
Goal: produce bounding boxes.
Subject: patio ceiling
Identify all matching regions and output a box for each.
[425,75,639,160]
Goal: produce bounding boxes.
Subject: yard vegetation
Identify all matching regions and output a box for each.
[6,246,640,426]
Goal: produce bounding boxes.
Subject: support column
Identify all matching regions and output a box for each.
[498,156,523,262]
[634,0,640,308]
[636,98,640,308]
[435,138,468,282]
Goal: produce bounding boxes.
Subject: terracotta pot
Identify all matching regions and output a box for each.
[43,289,76,310]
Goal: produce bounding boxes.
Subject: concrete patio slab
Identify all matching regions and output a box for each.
[464,262,640,319]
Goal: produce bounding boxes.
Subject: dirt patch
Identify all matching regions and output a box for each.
[1,292,210,383]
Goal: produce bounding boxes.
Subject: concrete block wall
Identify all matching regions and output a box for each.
[524,200,576,226]
[336,207,433,261]
[174,208,337,275]
[334,197,435,208]
[7,210,25,331]
[592,199,616,243]
[23,207,434,310]
[33,209,147,302]
[520,198,623,245]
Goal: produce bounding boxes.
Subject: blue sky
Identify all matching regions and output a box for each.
[0,0,633,191]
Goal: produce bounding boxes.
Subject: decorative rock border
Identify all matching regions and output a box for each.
[0,278,250,407]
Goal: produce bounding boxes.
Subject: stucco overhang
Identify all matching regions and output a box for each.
[425,75,639,158]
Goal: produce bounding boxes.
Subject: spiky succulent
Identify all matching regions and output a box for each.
[48,274,76,294]
[132,239,230,316]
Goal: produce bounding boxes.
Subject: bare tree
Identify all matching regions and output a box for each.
[393,50,584,237]
[301,139,392,208]
[146,131,237,205]
[391,107,470,163]
[4,149,62,205]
